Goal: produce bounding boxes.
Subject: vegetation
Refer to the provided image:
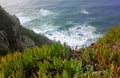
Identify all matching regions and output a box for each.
[0,26,120,78]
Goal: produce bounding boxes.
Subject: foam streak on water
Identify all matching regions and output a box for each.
[39,8,54,16]
[80,9,90,14]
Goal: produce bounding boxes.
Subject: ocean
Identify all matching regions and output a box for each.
[1,0,120,49]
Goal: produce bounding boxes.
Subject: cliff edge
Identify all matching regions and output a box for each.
[0,5,52,54]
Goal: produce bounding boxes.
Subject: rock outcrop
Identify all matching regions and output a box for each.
[0,31,10,53]
[0,5,52,54]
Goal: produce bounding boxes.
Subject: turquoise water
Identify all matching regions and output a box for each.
[1,0,120,49]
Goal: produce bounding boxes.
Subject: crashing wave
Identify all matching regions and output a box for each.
[16,12,34,24]
[33,24,101,49]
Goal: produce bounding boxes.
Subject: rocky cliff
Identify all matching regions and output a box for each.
[0,5,52,54]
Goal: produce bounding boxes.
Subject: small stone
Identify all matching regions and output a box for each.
[76,27,81,30]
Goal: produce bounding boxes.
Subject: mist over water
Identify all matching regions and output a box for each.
[1,0,120,49]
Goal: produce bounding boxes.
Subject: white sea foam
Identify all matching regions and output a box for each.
[80,9,90,14]
[32,23,59,34]
[16,12,33,24]
[35,24,102,49]
[39,8,54,16]
[16,9,56,24]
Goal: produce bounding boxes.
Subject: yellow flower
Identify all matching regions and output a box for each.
[6,55,12,61]
[1,57,6,63]
[13,52,21,58]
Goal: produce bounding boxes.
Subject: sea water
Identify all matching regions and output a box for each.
[1,0,120,49]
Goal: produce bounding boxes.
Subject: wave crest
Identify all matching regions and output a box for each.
[80,9,90,14]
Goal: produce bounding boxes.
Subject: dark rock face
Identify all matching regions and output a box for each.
[0,31,9,53]
[0,5,52,54]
